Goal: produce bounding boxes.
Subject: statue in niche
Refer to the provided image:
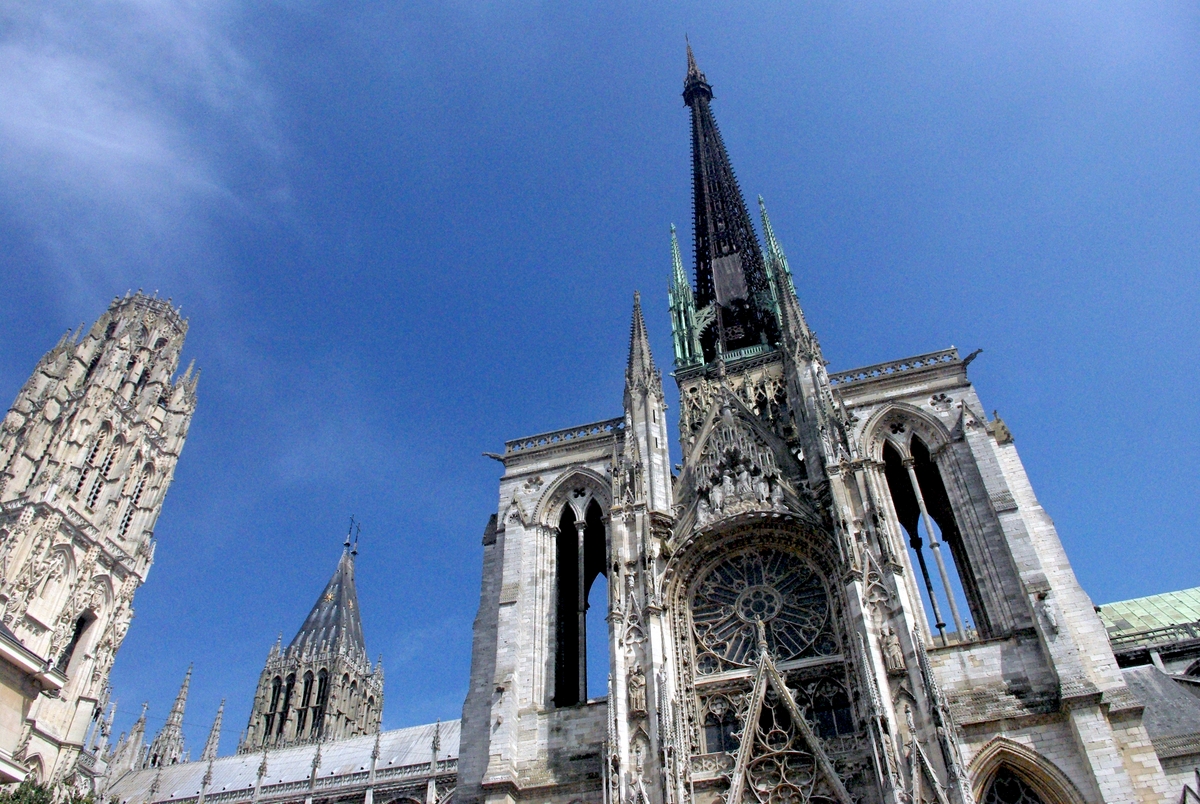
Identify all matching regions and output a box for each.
[735,464,753,498]
[769,482,786,511]
[720,472,736,505]
[882,624,906,675]
[627,666,647,716]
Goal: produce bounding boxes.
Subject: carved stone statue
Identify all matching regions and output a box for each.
[627,666,647,716]
[882,624,906,675]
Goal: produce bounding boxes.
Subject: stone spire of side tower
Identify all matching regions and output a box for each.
[0,292,197,782]
[144,665,191,768]
[201,699,224,762]
[239,538,383,753]
[621,292,672,514]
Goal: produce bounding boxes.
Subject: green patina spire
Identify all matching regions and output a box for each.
[667,224,701,368]
[758,195,796,298]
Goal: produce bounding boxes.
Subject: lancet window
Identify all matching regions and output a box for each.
[553,497,607,708]
[983,768,1047,804]
[55,612,95,676]
[263,676,282,740]
[277,673,296,736]
[118,464,152,539]
[86,438,121,510]
[313,669,329,736]
[75,429,109,497]
[882,435,984,642]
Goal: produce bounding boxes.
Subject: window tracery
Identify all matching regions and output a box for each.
[983,768,1047,804]
[691,548,837,676]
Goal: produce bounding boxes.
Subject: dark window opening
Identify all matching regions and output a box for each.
[55,613,94,675]
[277,674,295,736]
[883,438,986,640]
[809,689,854,739]
[312,669,329,737]
[983,767,1047,804]
[554,498,607,707]
[704,711,739,754]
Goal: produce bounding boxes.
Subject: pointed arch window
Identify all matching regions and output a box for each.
[983,767,1047,804]
[554,497,607,708]
[312,669,329,737]
[264,676,282,741]
[86,440,120,510]
[277,673,296,736]
[296,671,314,736]
[75,430,108,497]
[55,612,96,676]
[118,465,152,539]
[882,436,985,642]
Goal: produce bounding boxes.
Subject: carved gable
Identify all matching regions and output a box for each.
[678,393,821,530]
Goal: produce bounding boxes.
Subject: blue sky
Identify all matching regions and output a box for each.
[1,1,1196,758]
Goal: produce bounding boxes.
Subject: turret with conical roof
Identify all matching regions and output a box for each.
[239,534,382,753]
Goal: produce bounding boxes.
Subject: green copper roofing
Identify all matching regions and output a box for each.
[668,224,701,368]
[1097,586,1200,639]
[758,195,797,298]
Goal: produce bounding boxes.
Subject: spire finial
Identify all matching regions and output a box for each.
[345,515,354,551]
[625,291,660,395]
[202,699,224,762]
[352,521,360,556]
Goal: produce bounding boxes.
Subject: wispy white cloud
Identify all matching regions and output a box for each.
[0,0,280,301]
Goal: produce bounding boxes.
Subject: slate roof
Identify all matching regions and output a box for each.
[107,720,459,804]
[1098,587,1200,639]
[289,548,366,657]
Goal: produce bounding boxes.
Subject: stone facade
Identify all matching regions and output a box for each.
[0,292,196,787]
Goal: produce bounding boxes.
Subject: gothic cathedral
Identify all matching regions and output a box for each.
[2,46,1196,804]
[455,48,1182,804]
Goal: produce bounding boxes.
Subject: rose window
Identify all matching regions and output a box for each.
[691,548,837,675]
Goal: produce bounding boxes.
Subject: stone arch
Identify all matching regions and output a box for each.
[968,737,1086,804]
[25,755,44,782]
[860,402,952,464]
[534,468,611,527]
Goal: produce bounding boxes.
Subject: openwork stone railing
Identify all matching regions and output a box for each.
[828,348,960,387]
[1110,620,1200,651]
[504,417,625,455]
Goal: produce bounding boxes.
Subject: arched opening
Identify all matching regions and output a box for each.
[55,611,96,677]
[313,669,329,737]
[703,702,739,754]
[264,676,282,741]
[983,767,1048,804]
[277,673,295,737]
[554,497,607,707]
[297,671,314,736]
[882,437,981,642]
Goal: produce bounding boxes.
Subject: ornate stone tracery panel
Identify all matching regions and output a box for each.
[690,547,838,676]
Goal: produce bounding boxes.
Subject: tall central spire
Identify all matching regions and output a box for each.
[683,44,779,362]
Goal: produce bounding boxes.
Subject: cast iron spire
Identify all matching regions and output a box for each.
[288,540,367,660]
[683,44,779,362]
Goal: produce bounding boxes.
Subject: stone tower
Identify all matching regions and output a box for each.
[0,292,196,783]
[239,539,383,752]
[457,46,1177,804]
